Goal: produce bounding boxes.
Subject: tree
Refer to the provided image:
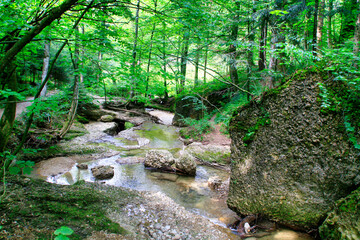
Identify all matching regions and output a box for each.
[0,0,79,153]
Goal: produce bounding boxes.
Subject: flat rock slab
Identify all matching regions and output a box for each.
[35,157,76,176]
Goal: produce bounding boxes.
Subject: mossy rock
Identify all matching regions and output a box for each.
[185,143,230,165]
[319,187,360,240]
[228,70,360,230]
[0,176,133,239]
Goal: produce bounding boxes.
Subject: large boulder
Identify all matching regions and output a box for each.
[227,70,360,230]
[175,151,197,176]
[144,150,175,170]
[319,187,360,239]
[91,165,114,180]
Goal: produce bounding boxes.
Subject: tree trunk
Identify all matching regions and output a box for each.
[194,45,200,87]
[40,39,50,97]
[354,0,360,68]
[203,45,208,84]
[130,0,141,98]
[258,14,268,70]
[0,0,78,74]
[162,23,168,100]
[179,30,190,93]
[327,0,333,48]
[229,1,240,83]
[340,0,358,41]
[145,0,157,97]
[316,0,325,49]
[59,26,80,138]
[80,25,85,83]
[268,1,286,88]
[0,65,17,153]
[0,0,80,155]
[312,0,319,56]
[247,4,255,69]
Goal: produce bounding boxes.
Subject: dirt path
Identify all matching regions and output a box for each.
[0,96,34,119]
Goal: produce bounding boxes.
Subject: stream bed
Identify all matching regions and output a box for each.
[32,110,314,239]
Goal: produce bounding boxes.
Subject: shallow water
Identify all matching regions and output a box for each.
[34,117,314,239]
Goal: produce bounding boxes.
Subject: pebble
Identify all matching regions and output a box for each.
[173,234,181,240]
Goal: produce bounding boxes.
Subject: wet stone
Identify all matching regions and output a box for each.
[77,163,88,169]
[91,165,114,180]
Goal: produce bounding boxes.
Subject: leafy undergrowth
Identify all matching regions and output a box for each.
[179,117,214,141]
[0,176,131,239]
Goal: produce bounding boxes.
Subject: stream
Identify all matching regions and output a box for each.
[32,109,314,240]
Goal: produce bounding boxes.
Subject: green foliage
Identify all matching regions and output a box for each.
[317,44,360,149]
[54,226,74,240]
[125,122,134,129]
[179,117,214,141]
[269,10,289,16]
[8,160,34,175]
[214,93,249,134]
[0,89,25,101]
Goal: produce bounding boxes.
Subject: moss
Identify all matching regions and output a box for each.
[191,150,230,165]
[319,187,360,240]
[0,176,131,239]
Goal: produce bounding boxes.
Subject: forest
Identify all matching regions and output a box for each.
[0,0,360,239]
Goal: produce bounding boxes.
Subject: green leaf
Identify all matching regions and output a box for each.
[54,226,74,236]
[25,161,35,167]
[54,235,70,240]
[9,166,21,175]
[22,166,33,175]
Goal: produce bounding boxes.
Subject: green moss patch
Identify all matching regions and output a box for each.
[0,176,131,239]
[319,187,360,239]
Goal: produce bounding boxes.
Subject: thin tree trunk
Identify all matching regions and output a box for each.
[0,0,78,74]
[247,5,255,69]
[268,1,286,88]
[130,0,141,98]
[13,41,68,156]
[316,0,325,50]
[258,14,268,70]
[179,30,190,93]
[312,0,319,56]
[175,35,181,94]
[59,26,80,138]
[97,51,102,83]
[354,0,360,68]
[194,45,200,87]
[327,0,333,48]
[80,25,85,83]
[145,0,157,97]
[340,0,358,41]
[163,26,168,100]
[229,1,240,83]
[0,0,85,156]
[304,3,310,51]
[203,45,208,84]
[40,39,50,97]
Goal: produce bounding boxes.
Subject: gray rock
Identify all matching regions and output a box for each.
[77,163,88,169]
[207,176,222,190]
[175,151,197,176]
[227,73,360,230]
[100,114,114,122]
[144,150,175,170]
[91,165,114,180]
[173,234,181,240]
